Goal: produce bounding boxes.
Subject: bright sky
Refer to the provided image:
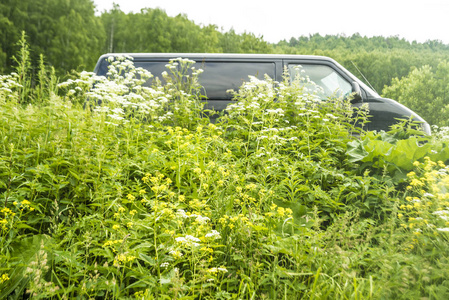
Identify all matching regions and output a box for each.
[93,0,449,44]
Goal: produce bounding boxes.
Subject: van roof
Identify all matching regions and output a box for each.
[99,53,337,62]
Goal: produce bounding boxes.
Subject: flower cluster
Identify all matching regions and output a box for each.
[399,157,449,236]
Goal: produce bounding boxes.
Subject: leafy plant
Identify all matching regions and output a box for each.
[1,54,449,299]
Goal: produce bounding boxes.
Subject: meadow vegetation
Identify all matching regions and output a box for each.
[1,46,449,299]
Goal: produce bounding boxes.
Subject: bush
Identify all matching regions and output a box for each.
[1,56,449,299]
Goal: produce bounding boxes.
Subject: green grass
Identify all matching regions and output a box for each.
[1,55,449,299]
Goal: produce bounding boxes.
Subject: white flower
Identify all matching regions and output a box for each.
[205,230,221,239]
[176,235,201,247]
[194,215,210,224]
[175,237,187,243]
[437,228,449,232]
[433,210,449,215]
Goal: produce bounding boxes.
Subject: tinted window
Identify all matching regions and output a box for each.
[288,64,352,99]
[133,61,275,100]
[193,62,275,100]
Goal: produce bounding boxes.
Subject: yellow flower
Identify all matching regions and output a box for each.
[413,161,420,167]
[127,194,136,201]
[112,224,120,230]
[0,274,9,284]
[410,179,424,187]
[277,207,285,217]
[170,250,183,259]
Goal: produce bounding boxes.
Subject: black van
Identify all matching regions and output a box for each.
[93,53,431,134]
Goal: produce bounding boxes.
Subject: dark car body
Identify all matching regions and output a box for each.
[93,53,431,134]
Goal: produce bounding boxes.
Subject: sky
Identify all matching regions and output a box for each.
[92,0,449,44]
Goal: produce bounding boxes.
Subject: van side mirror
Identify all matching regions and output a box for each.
[350,81,363,102]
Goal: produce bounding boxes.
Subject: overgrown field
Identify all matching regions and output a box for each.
[1,55,449,299]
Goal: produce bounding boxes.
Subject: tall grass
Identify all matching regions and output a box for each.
[1,41,449,299]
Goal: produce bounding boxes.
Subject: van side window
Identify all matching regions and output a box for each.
[288,64,352,100]
[194,62,275,100]
[133,61,275,100]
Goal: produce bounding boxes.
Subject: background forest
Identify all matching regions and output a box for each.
[2,0,449,126]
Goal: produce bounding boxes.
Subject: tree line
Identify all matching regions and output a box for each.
[0,0,270,76]
[2,0,449,126]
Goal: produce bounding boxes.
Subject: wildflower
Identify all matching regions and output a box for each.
[1,208,15,217]
[200,247,214,253]
[0,274,9,284]
[112,224,120,230]
[194,215,210,224]
[175,235,201,247]
[208,266,228,274]
[410,179,423,186]
[277,207,285,217]
[127,194,136,201]
[169,250,183,259]
[407,171,416,177]
[205,230,221,240]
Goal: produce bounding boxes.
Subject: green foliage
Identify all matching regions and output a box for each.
[99,6,271,55]
[1,32,58,105]
[383,61,449,127]
[273,33,449,93]
[0,0,105,76]
[1,56,449,299]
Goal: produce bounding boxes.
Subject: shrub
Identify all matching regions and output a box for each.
[1,55,449,299]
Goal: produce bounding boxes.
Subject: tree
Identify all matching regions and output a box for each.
[382,62,449,127]
[0,0,105,75]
